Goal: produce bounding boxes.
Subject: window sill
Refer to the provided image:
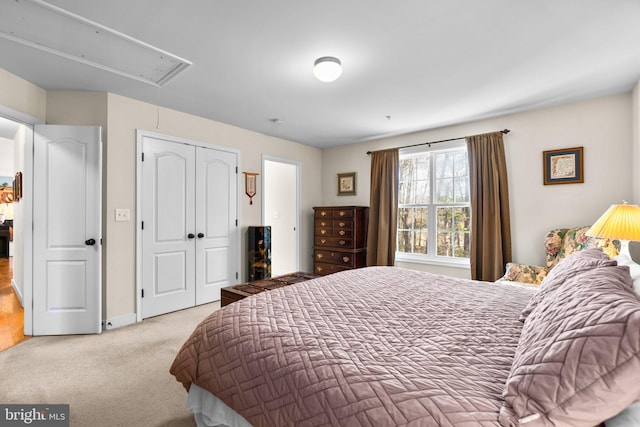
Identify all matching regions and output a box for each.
[395,253,470,269]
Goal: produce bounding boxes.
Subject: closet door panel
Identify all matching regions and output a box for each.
[141,138,196,318]
[195,147,238,304]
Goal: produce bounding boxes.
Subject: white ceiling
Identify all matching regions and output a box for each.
[1,0,639,148]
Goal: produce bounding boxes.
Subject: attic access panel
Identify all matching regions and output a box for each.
[0,0,191,86]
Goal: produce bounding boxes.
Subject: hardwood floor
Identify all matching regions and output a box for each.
[0,257,29,352]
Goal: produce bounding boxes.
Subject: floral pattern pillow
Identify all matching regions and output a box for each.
[499,226,619,285]
[545,226,619,269]
[502,263,548,285]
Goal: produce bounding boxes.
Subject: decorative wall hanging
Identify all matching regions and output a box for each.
[243,172,259,204]
[543,147,584,185]
[337,172,356,196]
[13,172,22,201]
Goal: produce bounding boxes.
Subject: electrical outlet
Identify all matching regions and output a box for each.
[115,208,130,222]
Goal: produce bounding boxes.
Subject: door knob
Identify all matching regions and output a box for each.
[188,233,195,239]
[197,233,205,238]
[85,238,96,246]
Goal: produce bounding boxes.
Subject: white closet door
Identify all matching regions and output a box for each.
[33,125,102,335]
[141,138,195,319]
[195,147,238,304]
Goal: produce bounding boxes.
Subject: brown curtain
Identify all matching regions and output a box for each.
[466,132,512,281]
[367,148,399,266]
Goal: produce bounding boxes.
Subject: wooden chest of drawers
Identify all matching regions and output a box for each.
[313,206,369,275]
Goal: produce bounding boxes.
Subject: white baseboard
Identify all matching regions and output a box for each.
[11,279,24,306]
[102,313,137,331]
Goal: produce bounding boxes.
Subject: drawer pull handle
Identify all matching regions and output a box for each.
[342,256,350,263]
[321,221,327,226]
[316,253,323,259]
[317,266,323,272]
[339,211,346,216]
[339,230,345,236]
[321,230,326,235]
[320,211,327,216]
[321,239,327,244]
[339,222,345,227]
[339,240,346,245]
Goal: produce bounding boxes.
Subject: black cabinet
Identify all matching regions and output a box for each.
[0,225,10,258]
[248,226,271,281]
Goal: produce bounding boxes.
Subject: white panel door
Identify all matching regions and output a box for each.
[195,147,238,304]
[33,125,102,335]
[141,137,196,318]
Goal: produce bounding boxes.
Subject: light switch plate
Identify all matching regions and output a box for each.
[115,208,130,222]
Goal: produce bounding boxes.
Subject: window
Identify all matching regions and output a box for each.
[396,142,471,265]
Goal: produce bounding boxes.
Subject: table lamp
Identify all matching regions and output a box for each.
[586,201,640,292]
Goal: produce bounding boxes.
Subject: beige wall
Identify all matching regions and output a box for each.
[0,67,323,322]
[0,69,46,122]
[46,92,323,320]
[633,81,640,204]
[101,94,322,319]
[47,91,109,127]
[322,93,635,278]
[9,127,26,301]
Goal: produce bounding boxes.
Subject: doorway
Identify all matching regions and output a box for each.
[0,108,103,338]
[0,115,28,350]
[262,156,300,276]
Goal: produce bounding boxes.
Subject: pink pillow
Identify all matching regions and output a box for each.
[519,248,616,321]
[501,264,640,426]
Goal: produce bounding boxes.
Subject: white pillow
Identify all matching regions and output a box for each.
[606,402,640,427]
[615,254,640,295]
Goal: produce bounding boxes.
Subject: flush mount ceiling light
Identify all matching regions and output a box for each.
[0,0,191,87]
[313,57,342,82]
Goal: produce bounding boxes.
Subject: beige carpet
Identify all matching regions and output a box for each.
[0,302,220,427]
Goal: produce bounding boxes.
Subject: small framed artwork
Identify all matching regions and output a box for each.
[543,147,584,185]
[337,172,356,196]
[0,175,13,204]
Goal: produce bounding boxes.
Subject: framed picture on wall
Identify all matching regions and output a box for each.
[543,147,584,185]
[0,175,13,204]
[337,172,356,196]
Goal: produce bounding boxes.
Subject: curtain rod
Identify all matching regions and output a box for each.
[366,129,510,155]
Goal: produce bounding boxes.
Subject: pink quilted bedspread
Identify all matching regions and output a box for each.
[170,266,536,426]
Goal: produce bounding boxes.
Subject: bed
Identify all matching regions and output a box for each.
[170,249,640,427]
